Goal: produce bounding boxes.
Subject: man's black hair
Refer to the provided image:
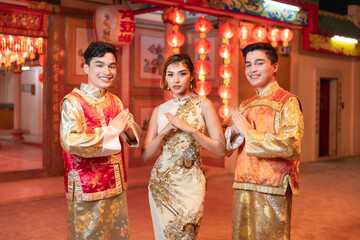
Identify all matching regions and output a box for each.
[84,41,117,65]
[242,42,278,64]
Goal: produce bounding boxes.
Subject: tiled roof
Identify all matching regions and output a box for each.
[288,0,319,5]
[318,10,360,39]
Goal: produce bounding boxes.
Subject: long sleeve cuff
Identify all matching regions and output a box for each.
[102,126,122,155]
[225,126,244,151]
[122,120,142,147]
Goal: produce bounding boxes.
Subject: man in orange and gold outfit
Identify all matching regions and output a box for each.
[225,42,304,240]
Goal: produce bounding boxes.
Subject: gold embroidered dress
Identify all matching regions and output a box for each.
[225,82,304,240]
[60,83,141,240]
[149,93,206,240]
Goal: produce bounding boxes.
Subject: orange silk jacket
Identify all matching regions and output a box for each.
[225,82,304,195]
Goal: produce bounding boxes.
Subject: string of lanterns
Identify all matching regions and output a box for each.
[0,34,43,72]
[238,23,293,47]
[193,16,212,97]
[165,8,185,54]
[217,22,235,119]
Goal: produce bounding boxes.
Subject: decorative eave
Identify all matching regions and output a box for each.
[208,0,309,26]
[128,0,310,28]
[0,3,51,38]
[303,10,360,57]
[128,0,359,57]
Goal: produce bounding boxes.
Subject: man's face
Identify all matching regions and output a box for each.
[84,52,117,90]
[245,50,278,92]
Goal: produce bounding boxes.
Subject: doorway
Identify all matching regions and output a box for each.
[0,65,43,173]
[318,78,338,157]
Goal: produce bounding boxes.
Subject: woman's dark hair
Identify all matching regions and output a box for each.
[160,53,196,91]
[84,41,117,65]
[242,42,278,64]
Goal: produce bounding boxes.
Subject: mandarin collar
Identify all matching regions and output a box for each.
[80,83,106,100]
[172,93,195,104]
[256,81,280,98]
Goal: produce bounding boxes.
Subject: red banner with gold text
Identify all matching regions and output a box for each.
[0,3,50,38]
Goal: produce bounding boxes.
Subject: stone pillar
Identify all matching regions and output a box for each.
[11,64,24,141]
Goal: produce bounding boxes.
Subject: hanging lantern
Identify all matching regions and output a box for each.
[195,80,212,96]
[194,16,212,33]
[194,59,211,76]
[94,4,135,47]
[218,84,234,99]
[38,54,43,66]
[193,16,212,97]
[252,26,267,42]
[280,28,293,47]
[219,44,234,59]
[219,22,235,39]
[167,31,185,48]
[195,38,211,55]
[267,28,280,47]
[38,72,43,84]
[218,104,233,119]
[167,8,185,25]
[238,24,251,44]
[219,64,234,79]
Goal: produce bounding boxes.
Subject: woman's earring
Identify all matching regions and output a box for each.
[190,83,193,89]
[167,85,170,90]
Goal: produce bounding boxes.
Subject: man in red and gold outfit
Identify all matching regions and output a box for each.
[60,41,141,239]
[225,42,304,240]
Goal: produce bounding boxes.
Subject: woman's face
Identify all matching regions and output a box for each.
[165,61,193,99]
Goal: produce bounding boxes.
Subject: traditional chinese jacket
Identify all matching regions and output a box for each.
[225,81,304,195]
[60,84,141,201]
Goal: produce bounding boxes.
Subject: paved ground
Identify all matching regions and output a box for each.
[0,157,359,240]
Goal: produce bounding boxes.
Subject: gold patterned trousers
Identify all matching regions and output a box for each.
[67,191,130,240]
[232,187,292,240]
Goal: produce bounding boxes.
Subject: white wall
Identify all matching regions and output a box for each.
[292,29,360,162]
[21,67,43,136]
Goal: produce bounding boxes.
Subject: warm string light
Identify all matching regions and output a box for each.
[194,16,212,97]
[218,22,235,119]
[166,8,185,54]
[0,34,43,72]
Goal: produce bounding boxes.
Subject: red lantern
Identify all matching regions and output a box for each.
[219,64,234,79]
[218,84,234,99]
[38,54,43,66]
[280,28,293,47]
[267,28,280,47]
[218,104,233,119]
[194,16,212,33]
[167,31,185,48]
[195,38,211,55]
[238,25,250,44]
[252,26,267,42]
[219,44,234,59]
[167,8,185,25]
[219,23,235,39]
[94,5,135,47]
[195,81,212,96]
[38,72,43,84]
[194,59,211,75]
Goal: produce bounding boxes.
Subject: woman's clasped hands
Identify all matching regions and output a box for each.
[160,112,196,135]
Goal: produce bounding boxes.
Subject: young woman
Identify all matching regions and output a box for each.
[141,54,225,239]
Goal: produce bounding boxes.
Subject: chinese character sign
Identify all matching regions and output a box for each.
[94,5,135,47]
